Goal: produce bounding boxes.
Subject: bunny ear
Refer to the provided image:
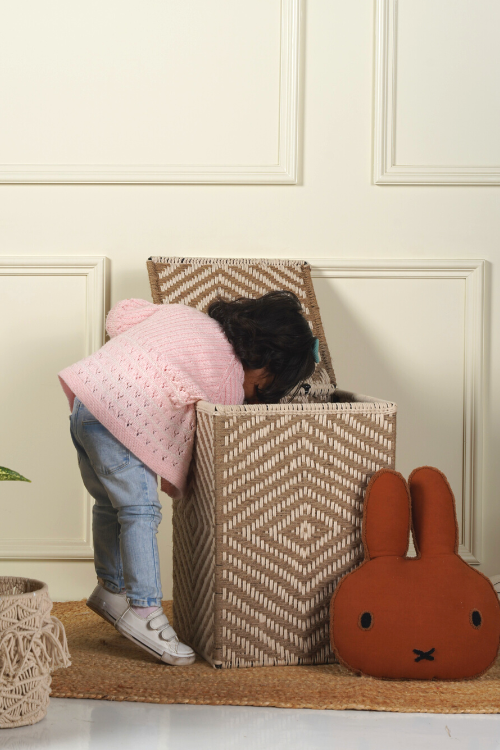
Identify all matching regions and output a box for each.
[362,469,411,559]
[409,466,458,556]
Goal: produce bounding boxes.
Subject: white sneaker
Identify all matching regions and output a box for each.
[86,583,129,626]
[490,575,500,599]
[115,606,196,666]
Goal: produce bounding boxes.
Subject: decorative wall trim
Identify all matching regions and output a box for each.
[0,255,484,565]
[374,0,500,185]
[0,1,300,185]
[0,256,109,559]
[309,259,485,564]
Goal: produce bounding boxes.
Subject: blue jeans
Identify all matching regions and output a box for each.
[69,396,163,606]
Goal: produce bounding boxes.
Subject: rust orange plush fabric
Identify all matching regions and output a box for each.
[330,467,500,680]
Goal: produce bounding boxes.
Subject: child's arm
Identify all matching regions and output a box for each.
[106,298,158,338]
[216,358,246,406]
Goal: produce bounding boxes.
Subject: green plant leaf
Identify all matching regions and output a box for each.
[0,466,31,482]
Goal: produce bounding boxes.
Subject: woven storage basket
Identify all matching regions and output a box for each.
[147,257,397,667]
[0,578,70,728]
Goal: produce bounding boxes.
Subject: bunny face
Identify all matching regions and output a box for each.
[330,468,500,680]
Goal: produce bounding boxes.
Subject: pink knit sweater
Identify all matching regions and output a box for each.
[58,299,245,499]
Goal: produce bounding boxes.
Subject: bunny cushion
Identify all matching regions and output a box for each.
[330,466,500,680]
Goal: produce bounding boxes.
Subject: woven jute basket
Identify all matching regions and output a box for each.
[0,577,71,728]
[147,257,397,668]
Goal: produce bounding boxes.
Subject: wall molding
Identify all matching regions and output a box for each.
[0,255,485,564]
[0,1,300,185]
[0,256,109,559]
[373,0,500,185]
[309,258,485,564]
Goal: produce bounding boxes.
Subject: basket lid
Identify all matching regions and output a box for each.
[146,257,336,390]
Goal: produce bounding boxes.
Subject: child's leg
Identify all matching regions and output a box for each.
[70,400,125,594]
[71,398,163,607]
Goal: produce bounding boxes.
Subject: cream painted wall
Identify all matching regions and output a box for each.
[1,1,499,599]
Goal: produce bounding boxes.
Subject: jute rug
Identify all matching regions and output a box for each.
[50,601,500,713]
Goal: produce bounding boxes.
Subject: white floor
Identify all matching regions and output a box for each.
[1,699,499,750]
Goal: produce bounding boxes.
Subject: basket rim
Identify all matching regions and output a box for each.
[148,256,309,268]
[196,394,397,416]
[0,577,48,600]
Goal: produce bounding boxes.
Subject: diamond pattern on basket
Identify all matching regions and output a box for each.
[173,403,396,668]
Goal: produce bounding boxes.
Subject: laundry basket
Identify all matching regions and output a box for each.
[147,257,397,667]
[0,578,70,728]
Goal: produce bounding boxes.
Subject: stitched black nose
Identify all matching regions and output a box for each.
[413,648,435,662]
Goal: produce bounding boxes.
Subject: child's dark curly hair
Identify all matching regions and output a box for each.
[207,290,317,403]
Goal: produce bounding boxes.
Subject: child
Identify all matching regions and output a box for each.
[59,291,317,665]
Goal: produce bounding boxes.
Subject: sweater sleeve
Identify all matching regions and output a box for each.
[105,298,159,338]
[217,358,245,405]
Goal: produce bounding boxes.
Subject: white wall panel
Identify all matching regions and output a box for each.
[0,257,108,558]
[310,260,484,564]
[0,256,486,584]
[374,0,500,183]
[0,0,299,183]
